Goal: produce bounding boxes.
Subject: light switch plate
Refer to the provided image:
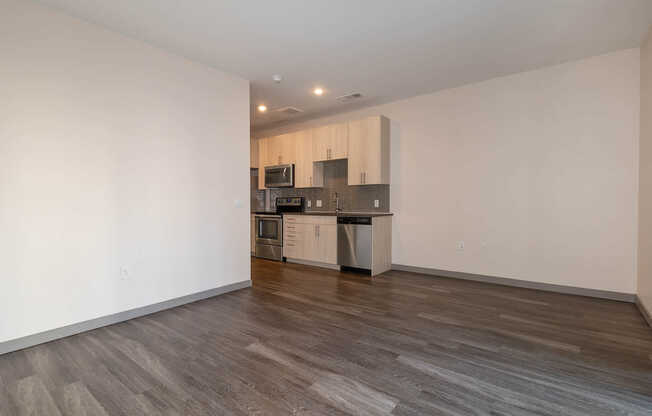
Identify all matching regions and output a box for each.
[374,199,380,208]
[316,200,322,208]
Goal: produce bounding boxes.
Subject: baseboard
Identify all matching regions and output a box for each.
[636,296,652,328]
[391,264,635,303]
[286,258,341,271]
[0,280,252,356]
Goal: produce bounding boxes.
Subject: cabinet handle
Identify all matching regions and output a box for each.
[363,171,366,184]
[360,172,363,184]
[310,176,312,186]
[316,224,320,239]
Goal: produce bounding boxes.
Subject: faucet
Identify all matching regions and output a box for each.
[333,192,342,214]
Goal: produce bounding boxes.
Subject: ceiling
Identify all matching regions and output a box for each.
[37,0,652,130]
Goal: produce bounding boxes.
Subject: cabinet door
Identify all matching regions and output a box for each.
[312,123,348,162]
[281,133,296,165]
[257,137,269,189]
[250,138,259,169]
[314,224,338,264]
[269,133,296,166]
[284,222,306,259]
[347,116,390,185]
[329,123,348,160]
[295,130,323,188]
[267,135,282,166]
[347,119,368,185]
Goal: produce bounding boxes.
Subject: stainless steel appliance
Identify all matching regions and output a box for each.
[255,214,283,260]
[264,164,294,188]
[254,197,304,261]
[337,216,372,272]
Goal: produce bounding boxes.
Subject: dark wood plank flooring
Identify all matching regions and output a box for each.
[1,258,651,415]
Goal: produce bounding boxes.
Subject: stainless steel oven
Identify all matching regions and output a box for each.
[255,214,283,260]
[265,164,294,188]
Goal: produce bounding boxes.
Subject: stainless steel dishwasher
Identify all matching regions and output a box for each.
[337,216,372,272]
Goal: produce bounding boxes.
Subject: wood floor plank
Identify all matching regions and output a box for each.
[60,381,109,416]
[309,373,398,416]
[0,257,650,415]
[9,375,62,416]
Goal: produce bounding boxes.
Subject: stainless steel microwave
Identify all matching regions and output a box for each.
[264,164,294,188]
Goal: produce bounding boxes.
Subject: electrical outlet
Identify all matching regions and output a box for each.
[120,268,129,281]
[374,199,380,208]
[457,241,465,251]
[307,200,312,208]
[316,200,322,208]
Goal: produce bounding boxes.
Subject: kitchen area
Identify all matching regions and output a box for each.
[251,115,393,276]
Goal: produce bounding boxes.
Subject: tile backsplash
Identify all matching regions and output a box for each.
[251,159,389,212]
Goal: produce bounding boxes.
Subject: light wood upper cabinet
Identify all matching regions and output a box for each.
[294,129,324,188]
[257,137,269,189]
[347,116,390,185]
[257,134,296,189]
[257,115,389,189]
[312,122,348,162]
[267,133,296,166]
[250,138,259,169]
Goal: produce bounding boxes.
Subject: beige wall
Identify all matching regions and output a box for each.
[0,0,250,343]
[638,28,652,312]
[255,49,640,294]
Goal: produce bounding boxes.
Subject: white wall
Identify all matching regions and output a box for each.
[255,49,640,294]
[0,0,250,343]
[638,28,652,311]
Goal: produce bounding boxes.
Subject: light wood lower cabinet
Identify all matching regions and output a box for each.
[314,223,337,265]
[284,215,337,265]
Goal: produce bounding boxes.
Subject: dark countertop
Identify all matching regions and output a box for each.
[283,211,393,217]
[252,211,393,217]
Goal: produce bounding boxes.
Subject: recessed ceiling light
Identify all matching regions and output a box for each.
[313,87,324,96]
[257,104,267,113]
